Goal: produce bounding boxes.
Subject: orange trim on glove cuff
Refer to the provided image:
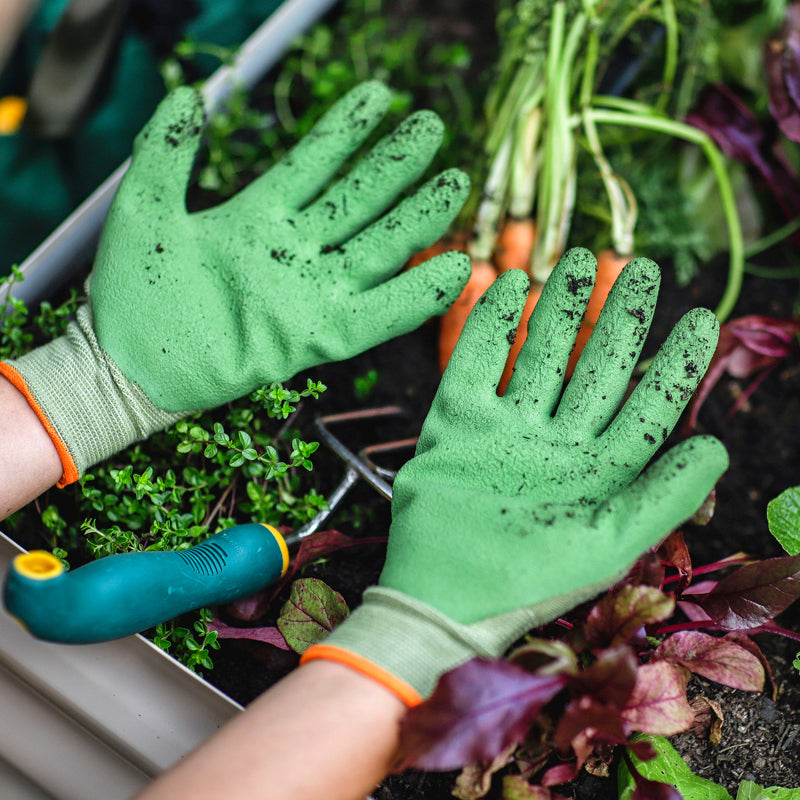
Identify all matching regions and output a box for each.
[300,644,423,707]
[0,363,78,487]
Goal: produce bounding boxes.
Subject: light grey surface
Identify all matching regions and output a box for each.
[0,0,340,310]
[0,531,242,799]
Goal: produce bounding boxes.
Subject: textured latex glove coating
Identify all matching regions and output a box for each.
[381,249,729,624]
[91,81,471,411]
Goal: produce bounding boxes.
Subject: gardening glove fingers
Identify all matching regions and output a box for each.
[240,80,392,208]
[1,81,470,486]
[604,308,720,467]
[344,251,472,350]
[503,248,596,413]
[556,257,660,435]
[302,248,728,704]
[296,111,445,244]
[438,268,529,403]
[123,85,204,210]
[336,168,469,290]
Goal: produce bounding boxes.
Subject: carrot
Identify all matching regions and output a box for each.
[438,257,499,372]
[565,248,633,377]
[405,232,469,270]
[493,217,537,273]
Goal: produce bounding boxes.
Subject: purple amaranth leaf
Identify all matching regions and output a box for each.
[565,645,638,708]
[686,316,800,431]
[397,658,568,771]
[540,762,579,788]
[686,83,800,222]
[585,586,675,648]
[276,577,348,654]
[653,630,764,692]
[766,4,800,143]
[225,528,386,621]
[554,696,633,766]
[621,662,694,736]
[694,552,800,629]
[658,531,693,595]
[502,775,565,799]
[206,619,291,649]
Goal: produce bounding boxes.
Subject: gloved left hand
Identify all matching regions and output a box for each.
[0,81,470,484]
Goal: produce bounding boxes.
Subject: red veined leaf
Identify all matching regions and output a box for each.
[686,84,800,222]
[540,762,578,788]
[658,531,693,594]
[625,550,665,588]
[276,577,348,654]
[766,4,800,142]
[397,658,567,771]
[585,586,675,648]
[554,695,632,763]
[621,662,694,736]
[653,631,764,692]
[225,529,385,620]
[686,316,800,431]
[565,645,638,708]
[722,631,776,699]
[694,552,800,629]
[206,619,290,649]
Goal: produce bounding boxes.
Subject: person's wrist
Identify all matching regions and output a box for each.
[0,305,187,485]
[302,586,528,702]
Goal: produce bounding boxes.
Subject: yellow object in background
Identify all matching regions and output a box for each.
[0,96,26,134]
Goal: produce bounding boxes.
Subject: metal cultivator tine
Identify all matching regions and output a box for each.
[284,406,418,548]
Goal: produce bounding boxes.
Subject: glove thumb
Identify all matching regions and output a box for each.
[607,435,729,555]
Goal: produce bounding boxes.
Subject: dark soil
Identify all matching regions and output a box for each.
[203,254,800,799]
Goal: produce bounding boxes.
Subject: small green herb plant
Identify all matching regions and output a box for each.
[1,267,328,673]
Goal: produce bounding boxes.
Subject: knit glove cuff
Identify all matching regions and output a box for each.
[301,568,630,704]
[0,305,187,486]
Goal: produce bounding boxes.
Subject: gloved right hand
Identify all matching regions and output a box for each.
[1,81,470,486]
[302,249,729,704]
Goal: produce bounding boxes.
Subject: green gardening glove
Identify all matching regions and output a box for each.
[1,81,470,484]
[302,248,729,703]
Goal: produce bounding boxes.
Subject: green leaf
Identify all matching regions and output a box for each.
[767,487,800,555]
[277,578,349,654]
[736,782,800,799]
[619,736,734,800]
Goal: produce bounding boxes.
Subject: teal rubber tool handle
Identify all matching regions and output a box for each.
[3,523,289,644]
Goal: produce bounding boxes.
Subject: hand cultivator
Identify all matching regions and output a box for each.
[3,406,416,644]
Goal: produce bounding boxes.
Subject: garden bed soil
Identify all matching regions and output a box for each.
[205,255,800,799]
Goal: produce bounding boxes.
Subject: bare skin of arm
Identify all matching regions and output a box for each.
[0,375,62,519]
[133,659,407,800]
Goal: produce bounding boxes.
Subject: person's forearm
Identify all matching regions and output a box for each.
[134,659,407,800]
[0,375,62,519]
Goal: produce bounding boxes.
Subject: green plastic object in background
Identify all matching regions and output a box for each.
[314,249,730,698]
[3,523,288,643]
[0,0,285,270]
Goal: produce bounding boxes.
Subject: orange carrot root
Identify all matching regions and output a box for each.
[493,217,537,274]
[405,232,469,270]
[438,258,499,373]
